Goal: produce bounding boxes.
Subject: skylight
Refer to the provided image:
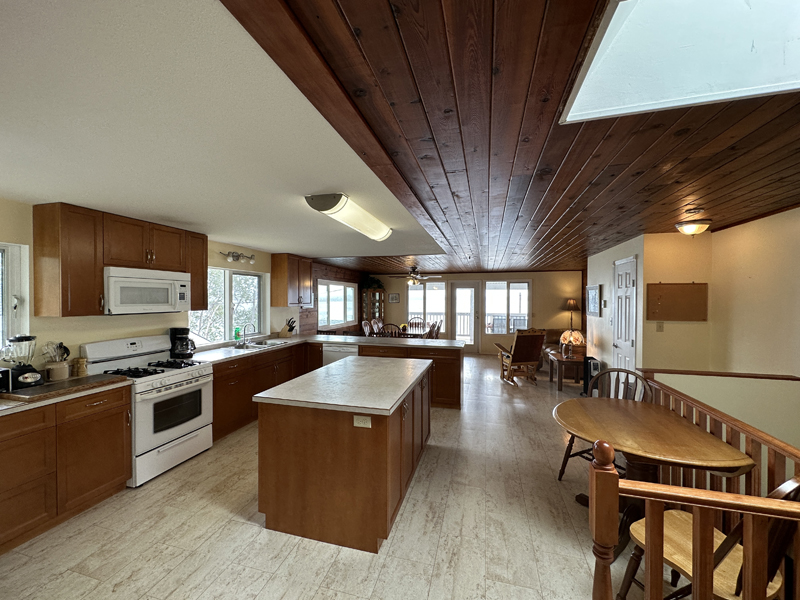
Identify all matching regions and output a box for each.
[563,0,800,123]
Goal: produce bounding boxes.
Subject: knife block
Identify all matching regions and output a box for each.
[278,325,292,338]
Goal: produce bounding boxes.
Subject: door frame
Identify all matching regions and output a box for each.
[448,280,481,353]
[612,256,638,370]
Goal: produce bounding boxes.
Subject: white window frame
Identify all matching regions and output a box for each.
[189,267,266,344]
[317,279,358,330]
[0,243,29,341]
[407,281,447,332]
[483,280,531,335]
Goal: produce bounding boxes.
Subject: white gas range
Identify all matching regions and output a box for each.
[81,335,213,487]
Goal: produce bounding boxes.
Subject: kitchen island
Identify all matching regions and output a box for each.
[253,356,432,553]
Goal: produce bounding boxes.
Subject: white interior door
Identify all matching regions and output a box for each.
[450,281,480,353]
[613,257,637,370]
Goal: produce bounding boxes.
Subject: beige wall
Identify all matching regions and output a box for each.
[0,196,283,365]
[641,233,712,370]
[586,235,644,368]
[373,270,583,354]
[709,208,799,376]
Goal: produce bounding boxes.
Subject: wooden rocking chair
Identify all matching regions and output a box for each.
[493,328,545,386]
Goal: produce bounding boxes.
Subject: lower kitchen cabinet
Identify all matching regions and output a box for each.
[56,391,132,514]
[306,343,323,371]
[213,364,256,442]
[0,388,132,554]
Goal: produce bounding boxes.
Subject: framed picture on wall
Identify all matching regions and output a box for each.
[388,293,400,303]
[586,285,601,317]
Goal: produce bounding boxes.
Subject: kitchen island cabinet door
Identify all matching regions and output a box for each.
[56,404,132,514]
[186,232,208,311]
[412,383,423,468]
[103,213,151,269]
[150,224,186,272]
[401,392,414,490]
[422,372,431,444]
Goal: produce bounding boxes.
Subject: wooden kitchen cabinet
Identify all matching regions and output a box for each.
[212,359,256,442]
[401,391,415,490]
[407,348,462,409]
[0,405,57,547]
[56,388,132,514]
[186,231,209,311]
[104,214,186,271]
[306,343,323,372]
[271,253,313,307]
[33,203,105,317]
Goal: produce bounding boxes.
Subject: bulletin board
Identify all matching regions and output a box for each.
[646,283,708,321]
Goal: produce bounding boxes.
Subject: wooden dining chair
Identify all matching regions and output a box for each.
[407,317,425,334]
[422,323,436,339]
[362,320,373,337]
[617,476,800,600]
[380,323,401,337]
[433,321,442,339]
[493,328,546,386]
[557,368,652,481]
[371,318,380,334]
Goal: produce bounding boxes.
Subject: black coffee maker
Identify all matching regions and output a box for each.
[169,328,196,359]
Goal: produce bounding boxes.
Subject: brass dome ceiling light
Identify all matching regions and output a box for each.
[675,219,712,236]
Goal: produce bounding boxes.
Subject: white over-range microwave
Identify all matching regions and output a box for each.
[104,267,191,315]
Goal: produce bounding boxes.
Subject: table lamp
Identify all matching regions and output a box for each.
[560,298,584,359]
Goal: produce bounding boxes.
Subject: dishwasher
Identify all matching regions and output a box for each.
[322,344,359,366]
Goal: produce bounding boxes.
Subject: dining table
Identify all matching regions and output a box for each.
[553,397,755,559]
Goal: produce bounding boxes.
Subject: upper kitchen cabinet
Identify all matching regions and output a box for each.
[186,232,208,311]
[271,254,313,307]
[33,203,105,317]
[104,214,186,272]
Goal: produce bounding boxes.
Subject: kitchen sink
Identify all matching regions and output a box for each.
[246,339,290,348]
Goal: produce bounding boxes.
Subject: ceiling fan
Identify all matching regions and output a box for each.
[388,267,442,285]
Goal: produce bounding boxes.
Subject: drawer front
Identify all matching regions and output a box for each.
[0,428,56,493]
[0,405,55,443]
[56,387,129,424]
[359,346,408,358]
[0,474,57,545]
[213,357,254,376]
[407,348,461,359]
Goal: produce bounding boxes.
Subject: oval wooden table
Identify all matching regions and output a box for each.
[553,397,756,558]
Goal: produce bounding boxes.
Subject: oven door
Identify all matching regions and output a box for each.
[134,376,213,456]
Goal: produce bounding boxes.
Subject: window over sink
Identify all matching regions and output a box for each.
[189,268,264,344]
[0,242,28,342]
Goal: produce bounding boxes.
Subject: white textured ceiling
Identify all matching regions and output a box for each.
[0,0,443,259]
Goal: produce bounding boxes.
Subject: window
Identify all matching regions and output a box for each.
[318,280,358,329]
[485,281,529,334]
[407,281,446,332]
[0,243,27,341]
[189,268,264,344]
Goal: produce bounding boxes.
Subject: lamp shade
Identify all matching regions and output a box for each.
[560,330,585,345]
[565,298,580,312]
[675,220,711,236]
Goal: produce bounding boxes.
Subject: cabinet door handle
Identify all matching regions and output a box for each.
[228,380,239,386]
[99,294,104,311]
[87,399,109,407]
[152,250,156,263]
[146,249,151,263]
[127,409,131,426]
[227,363,239,369]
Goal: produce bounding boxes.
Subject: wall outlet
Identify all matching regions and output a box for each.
[656,321,664,332]
[353,415,372,429]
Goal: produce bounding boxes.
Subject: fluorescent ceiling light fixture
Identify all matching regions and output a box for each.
[305,193,392,242]
[675,220,711,236]
[563,0,800,123]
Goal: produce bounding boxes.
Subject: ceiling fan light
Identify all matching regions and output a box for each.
[675,219,711,236]
[305,193,392,241]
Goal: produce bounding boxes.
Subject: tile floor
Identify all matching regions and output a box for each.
[0,355,649,600]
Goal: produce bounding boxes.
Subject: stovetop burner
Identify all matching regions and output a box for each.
[104,367,165,378]
[148,360,201,369]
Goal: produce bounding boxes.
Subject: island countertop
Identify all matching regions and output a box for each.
[254,356,432,415]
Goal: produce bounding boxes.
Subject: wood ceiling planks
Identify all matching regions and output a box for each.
[220,0,800,274]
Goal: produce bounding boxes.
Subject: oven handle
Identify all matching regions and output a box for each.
[156,431,201,454]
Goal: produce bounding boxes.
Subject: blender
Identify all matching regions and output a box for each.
[1,335,44,390]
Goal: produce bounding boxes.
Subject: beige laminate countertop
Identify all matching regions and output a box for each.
[254,356,433,415]
[0,375,132,417]
[193,334,465,365]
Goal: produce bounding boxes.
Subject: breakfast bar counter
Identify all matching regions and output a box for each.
[254,356,433,552]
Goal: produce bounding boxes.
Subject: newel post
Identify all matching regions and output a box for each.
[590,440,619,600]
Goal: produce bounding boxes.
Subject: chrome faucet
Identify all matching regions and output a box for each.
[241,323,256,348]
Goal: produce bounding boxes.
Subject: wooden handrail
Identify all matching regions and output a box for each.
[641,368,800,382]
[619,480,800,520]
[645,379,800,464]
